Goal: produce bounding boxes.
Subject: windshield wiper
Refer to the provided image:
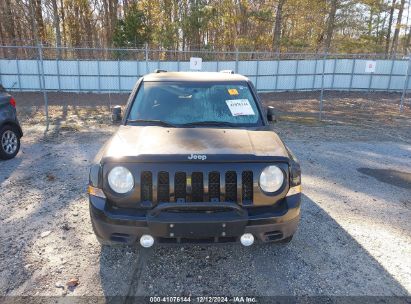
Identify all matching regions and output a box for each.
[180,121,238,127]
[126,119,177,127]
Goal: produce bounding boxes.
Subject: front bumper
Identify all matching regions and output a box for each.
[89,194,301,245]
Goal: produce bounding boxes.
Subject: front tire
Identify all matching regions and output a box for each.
[0,125,21,160]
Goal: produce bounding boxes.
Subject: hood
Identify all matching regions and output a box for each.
[96,126,289,163]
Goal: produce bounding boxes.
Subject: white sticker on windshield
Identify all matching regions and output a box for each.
[225,99,255,116]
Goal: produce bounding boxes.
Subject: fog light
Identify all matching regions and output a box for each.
[140,235,154,248]
[240,233,254,246]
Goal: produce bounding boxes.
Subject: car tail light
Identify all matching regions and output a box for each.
[9,97,16,108]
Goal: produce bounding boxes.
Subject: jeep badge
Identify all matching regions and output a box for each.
[188,154,207,160]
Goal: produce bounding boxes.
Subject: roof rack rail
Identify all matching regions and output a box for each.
[219,70,234,74]
[154,69,167,73]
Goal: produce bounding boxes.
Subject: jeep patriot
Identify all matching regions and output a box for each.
[88,71,301,247]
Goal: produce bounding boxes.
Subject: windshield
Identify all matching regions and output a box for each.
[127,81,262,127]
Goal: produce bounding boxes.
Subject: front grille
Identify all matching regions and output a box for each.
[225,171,237,202]
[157,171,169,202]
[242,171,253,204]
[139,170,254,204]
[141,171,152,202]
[175,172,186,202]
[191,172,204,202]
[209,172,220,202]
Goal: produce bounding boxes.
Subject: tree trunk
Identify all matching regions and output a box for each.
[109,0,118,47]
[376,3,383,44]
[385,0,397,57]
[173,0,179,50]
[237,0,248,39]
[101,0,118,47]
[0,19,5,58]
[33,0,45,43]
[83,4,94,49]
[60,0,66,47]
[404,0,411,54]
[405,25,411,54]
[368,6,374,37]
[273,0,286,53]
[73,3,80,45]
[3,0,16,45]
[102,0,111,47]
[123,0,128,14]
[391,0,406,56]
[324,0,338,52]
[51,0,62,58]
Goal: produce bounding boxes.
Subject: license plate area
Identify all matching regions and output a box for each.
[147,211,248,238]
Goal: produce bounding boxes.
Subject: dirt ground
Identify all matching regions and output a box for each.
[0,91,410,301]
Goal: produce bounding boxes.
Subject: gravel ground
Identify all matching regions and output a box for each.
[0,92,410,299]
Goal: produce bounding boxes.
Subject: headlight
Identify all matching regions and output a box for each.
[259,165,284,193]
[108,166,134,194]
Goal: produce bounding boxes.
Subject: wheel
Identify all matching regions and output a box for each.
[0,125,21,160]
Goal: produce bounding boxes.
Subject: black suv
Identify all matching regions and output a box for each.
[89,72,301,247]
[0,85,22,160]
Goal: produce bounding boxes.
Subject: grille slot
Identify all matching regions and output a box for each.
[208,172,220,202]
[141,171,152,202]
[158,171,170,202]
[175,172,187,202]
[225,171,237,202]
[191,172,204,202]
[242,171,253,203]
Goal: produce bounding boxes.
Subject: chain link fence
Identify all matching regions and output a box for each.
[0,45,410,129]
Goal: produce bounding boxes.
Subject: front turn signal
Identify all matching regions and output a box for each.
[88,185,106,198]
[286,185,302,197]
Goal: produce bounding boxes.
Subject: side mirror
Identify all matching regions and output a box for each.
[267,106,276,122]
[111,105,122,123]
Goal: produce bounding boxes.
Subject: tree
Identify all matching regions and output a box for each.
[112,3,149,48]
[102,0,119,47]
[51,0,62,51]
[60,0,66,46]
[273,0,286,53]
[404,0,411,54]
[385,0,397,56]
[2,0,16,45]
[32,0,46,42]
[391,0,406,56]
[324,0,339,51]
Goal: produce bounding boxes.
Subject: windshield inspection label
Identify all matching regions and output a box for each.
[228,88,239,95]
[225,99,255,116]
